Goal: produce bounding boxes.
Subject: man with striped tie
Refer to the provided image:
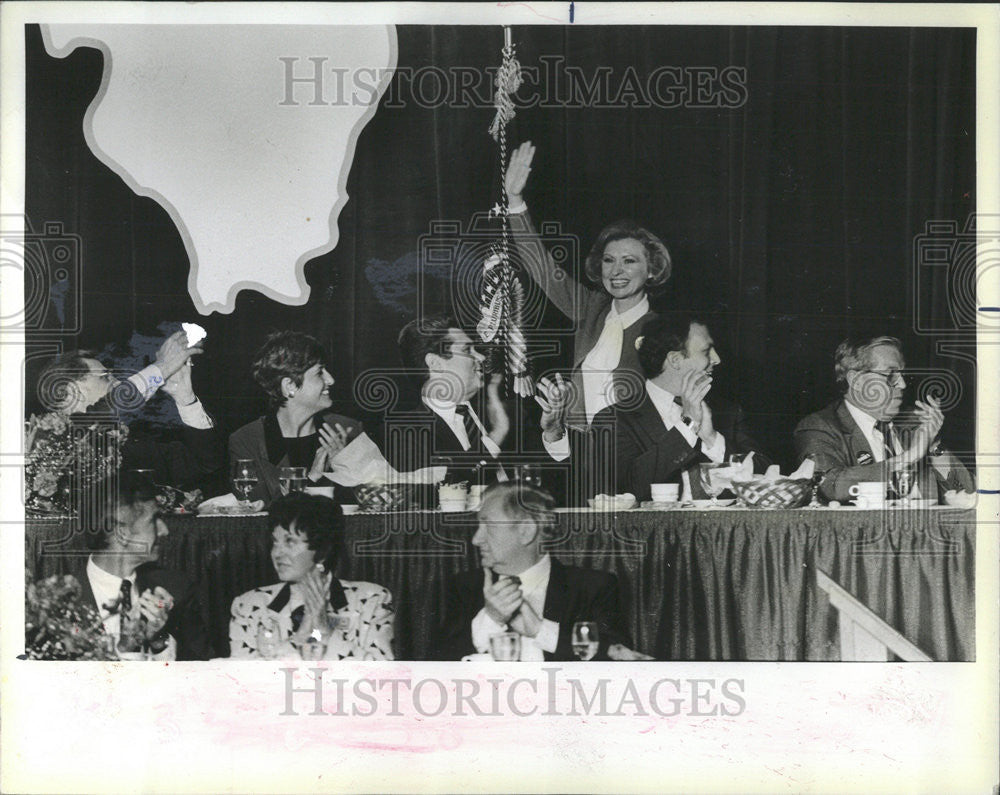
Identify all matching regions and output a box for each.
[794,336,974,503]
[384,315,569,502]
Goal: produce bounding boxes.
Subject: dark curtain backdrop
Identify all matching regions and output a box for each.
[24,25,976,470]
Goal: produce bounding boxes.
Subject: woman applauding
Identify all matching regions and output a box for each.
[229,493,394,660]
[506,142,672,426]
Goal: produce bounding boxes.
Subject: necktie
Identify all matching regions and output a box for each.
[118,579,132,614]
[874,420,898,458]
[455,404,481,451]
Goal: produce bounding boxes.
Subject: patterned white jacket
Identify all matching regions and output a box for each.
[229,578,394,660]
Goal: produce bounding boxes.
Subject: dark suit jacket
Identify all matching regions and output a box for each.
[377,402,510,507]
[794,399,975,502]
[512,211,655,425]
[592,393,771,502]
[74,396,223,492]
[228,411,362,504]
[434,558,629,661]
[69,557,213,661]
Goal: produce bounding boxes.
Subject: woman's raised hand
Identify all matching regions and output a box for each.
[505,141,536,203]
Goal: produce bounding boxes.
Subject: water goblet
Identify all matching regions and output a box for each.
[697,462,729,505]
[489,632,521,661]
[571,621,599,661]
[232,459,259,507]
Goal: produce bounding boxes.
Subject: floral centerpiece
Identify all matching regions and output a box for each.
[23,570,118,660]
[24,411,128,515]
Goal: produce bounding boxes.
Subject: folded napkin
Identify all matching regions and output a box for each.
[196,493,264,514]
[324,431,446,486]
[943,489,976,509]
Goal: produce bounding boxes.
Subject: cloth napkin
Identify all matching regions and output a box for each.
[323,431,446,487]
[196,493,264,514]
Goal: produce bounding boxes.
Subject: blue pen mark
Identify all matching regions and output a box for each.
[569,1,574,22]
[978,489,999,494]
[978,307,1000,312]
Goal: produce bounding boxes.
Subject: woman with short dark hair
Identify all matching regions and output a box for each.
[228,331,363,503]
[228,493,394,660]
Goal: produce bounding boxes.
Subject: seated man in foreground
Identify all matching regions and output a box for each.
[435,482,642,661]
[591,315,770,502]
[794,335,974,503]
[69,471,211,660]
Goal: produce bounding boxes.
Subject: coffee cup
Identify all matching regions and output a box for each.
[650,483,680,503]
[849,482,887,508]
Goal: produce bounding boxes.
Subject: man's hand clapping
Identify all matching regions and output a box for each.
[483,574,523,626]
[537,373,570,442]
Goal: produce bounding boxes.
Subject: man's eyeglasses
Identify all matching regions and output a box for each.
[860,369,906,387]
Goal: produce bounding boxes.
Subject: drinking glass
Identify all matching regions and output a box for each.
[891,467,915,502]
[489,632,521,661]
[116,612,148,661]
[232,459,259,506]
[697,463,729,505]
[518,464,542,489]
[256,617,281,660]
[571,622,600,661]
[297,628,328,661]
[279,466,307,496]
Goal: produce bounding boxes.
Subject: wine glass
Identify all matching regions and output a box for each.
[697,462,729,505]
[489,632,521,661]
[891,466,915,503]
[256,617,281,660]
[572,621,599,661]
[297,628,329,661]
[279,466,307,496]
[232,459,259,507]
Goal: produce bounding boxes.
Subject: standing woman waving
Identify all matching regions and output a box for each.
[505,141,673,426]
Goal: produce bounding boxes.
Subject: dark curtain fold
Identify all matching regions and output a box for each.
[28,510,975,661]
[25,24,976,472]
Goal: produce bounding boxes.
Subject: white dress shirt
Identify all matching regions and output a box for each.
[87,556,177,660]
[581,297,650,424]
[422,395,568,462]
[471,554,560,661]
[645,380,725,462]
[845,401,893,462]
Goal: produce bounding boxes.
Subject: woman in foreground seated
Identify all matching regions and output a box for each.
[229,493,394,660]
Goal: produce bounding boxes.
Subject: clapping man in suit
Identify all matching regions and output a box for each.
[794,335,974,502]
[435,482,637,661]
[68,470,211,660]
[590,315,770,502]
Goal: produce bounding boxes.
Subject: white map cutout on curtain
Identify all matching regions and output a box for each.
[42,25,396,314]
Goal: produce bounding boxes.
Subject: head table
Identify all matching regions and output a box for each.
[26,505,975,661]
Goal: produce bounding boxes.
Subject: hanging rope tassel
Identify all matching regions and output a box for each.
[480,27,532,398]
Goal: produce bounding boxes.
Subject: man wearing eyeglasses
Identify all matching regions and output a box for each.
[794,336,974,503]
[33,329,222,491]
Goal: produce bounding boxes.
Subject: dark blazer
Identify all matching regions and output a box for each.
[228,411,362,504]
[794,399,974,502]
[592,392,772,502]
[512,211,655,425]
[69,557,213,661]
[434,558,629,661]
[74,397,223,492]
[377,402,509,505]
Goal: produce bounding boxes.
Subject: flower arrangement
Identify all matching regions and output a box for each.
[24,411,128,515]
[23,570,117,660]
